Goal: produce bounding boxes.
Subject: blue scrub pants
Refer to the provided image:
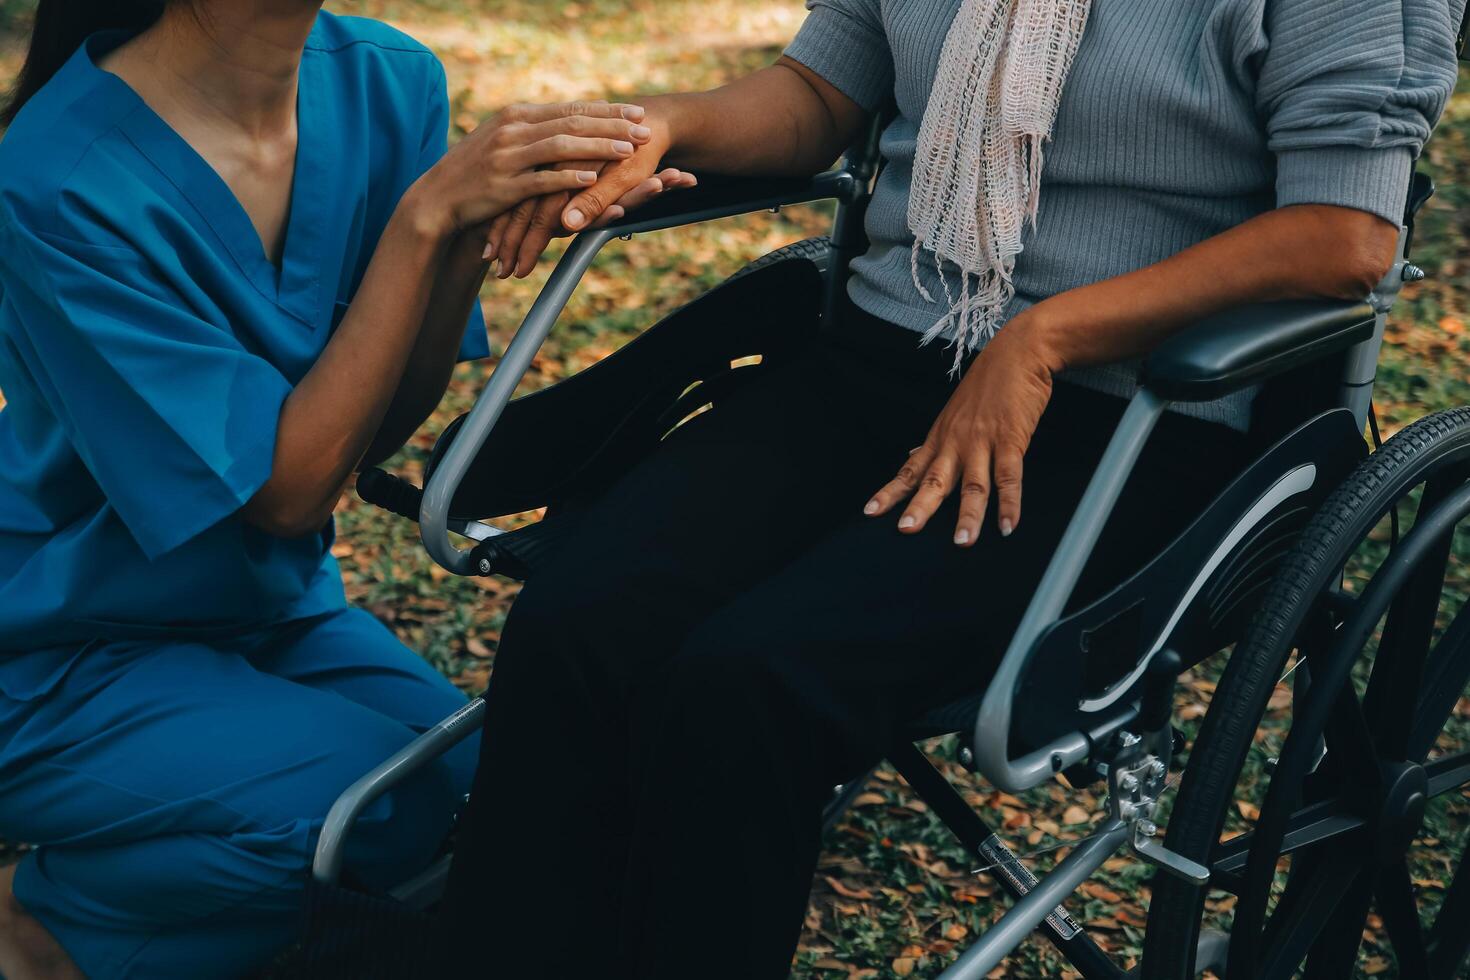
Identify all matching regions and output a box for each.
[0,608,478,979]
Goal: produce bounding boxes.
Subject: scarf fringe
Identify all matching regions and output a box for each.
[903,0,1091,369]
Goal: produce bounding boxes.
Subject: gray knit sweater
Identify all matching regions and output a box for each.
[786,0,1463,429]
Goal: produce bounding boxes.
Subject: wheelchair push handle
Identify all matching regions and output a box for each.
[356,468,423,523]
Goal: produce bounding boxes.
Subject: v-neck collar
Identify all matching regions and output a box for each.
[82,27,328,329]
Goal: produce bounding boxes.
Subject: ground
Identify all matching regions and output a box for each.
[1,2,1468,977]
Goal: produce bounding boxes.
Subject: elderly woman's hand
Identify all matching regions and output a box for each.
[863,310,1065,546]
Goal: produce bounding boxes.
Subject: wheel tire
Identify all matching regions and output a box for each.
[1141,406,1470,979]
[725,235,832,282]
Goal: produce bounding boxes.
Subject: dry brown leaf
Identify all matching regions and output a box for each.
[823,876,873,901]
[1062,805,1091,825]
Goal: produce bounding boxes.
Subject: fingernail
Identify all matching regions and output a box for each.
[863,499,880,516]
[566,208,585,228]
[621,105,646,121]
[1000,518,1014,537]
[899,515,916,530]
[954,529,971,545]
[482,242,495,261]
[576,170,597,183]
[612,140,634,155]
[630,124,651,140]
[606,206,625,220]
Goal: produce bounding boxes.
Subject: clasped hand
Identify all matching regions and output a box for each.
[478,106,693,279]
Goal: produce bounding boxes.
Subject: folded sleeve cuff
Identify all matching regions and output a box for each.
[1275,146,1416,226]
[457,298,490,362]
[784,5,895,113]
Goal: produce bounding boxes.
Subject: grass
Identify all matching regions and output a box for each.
[2,2,1470,977]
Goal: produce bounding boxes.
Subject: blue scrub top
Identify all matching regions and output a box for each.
[0,12,489,687]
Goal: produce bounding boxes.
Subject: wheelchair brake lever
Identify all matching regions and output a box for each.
[1131,824,1210,885]
[449,518,500,543]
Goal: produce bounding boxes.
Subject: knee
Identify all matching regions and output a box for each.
[321,743,463,890]
[246,723,465,891]
[659,615,790,720]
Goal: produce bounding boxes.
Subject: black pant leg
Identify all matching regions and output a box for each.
[437,341,944,975]
[617,385,1248,979]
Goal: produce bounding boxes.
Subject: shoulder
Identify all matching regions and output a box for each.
[0,43,153,246]
[307,11,444,80]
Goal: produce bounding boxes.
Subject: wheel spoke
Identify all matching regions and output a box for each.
[1210,799,1367,883]
[1410,603,1470,761]
[1318,676,1381,793]
[1426,750,1470,798]
[1301,866,1375,980]
[1374,859,1431,977]
[1426,823,1470,980]
[1244,850,1365,980]
[1362,477,1458,760]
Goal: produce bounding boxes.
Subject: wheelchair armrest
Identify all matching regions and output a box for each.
[1142,300,1376,402]
[600,170,861,236]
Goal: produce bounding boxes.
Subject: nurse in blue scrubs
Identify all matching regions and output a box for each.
[0,1,681,976]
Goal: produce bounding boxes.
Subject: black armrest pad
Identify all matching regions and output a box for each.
[1142,300,1376,402]
[601,171,855,235]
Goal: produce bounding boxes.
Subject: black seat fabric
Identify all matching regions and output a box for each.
[433,254,826,522]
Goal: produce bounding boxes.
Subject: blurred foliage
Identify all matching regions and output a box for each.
[0,0,32,35]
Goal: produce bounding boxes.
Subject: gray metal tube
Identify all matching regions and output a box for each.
[420,230,616,574]
[313,697,487,885]
[937,819,1130,980]
[972,389,1167,792]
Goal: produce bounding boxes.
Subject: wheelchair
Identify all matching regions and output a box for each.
[311,25,1470,979]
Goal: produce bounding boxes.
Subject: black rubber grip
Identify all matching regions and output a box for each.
[356,468,423,522]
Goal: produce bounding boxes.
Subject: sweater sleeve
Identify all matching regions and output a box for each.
[783,0,895,112]
[1258,0,1465,225]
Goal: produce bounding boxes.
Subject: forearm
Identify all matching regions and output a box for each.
[647,58,865,177]
[361,234,487,468]
[242,188,447,536]
[1022,205,1400,374]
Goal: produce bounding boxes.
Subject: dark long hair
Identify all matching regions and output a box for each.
[2,0,169,126]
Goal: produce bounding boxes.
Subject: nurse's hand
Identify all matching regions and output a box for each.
[862,310,1064,547]
[483,160,697,278]
[413,101,656,236]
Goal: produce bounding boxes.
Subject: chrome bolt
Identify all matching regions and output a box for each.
[1402,263,1427,283]
[1137,819,1159,838]
[477,558,493,575]
[1149,759,1167,779]
[1120,773,1139,792]
[958,746,975,767]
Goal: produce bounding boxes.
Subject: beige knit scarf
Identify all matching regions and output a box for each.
[908,0,1092,371]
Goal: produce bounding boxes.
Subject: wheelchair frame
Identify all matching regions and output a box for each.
[314,84,1458,976]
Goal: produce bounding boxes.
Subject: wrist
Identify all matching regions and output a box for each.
[641,94,685,158]
[1009,302,1069,376]
[396,175,457,244]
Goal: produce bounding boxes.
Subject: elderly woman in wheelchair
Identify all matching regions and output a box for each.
[367,0,1469,977]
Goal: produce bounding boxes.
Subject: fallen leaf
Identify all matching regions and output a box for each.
[823,876,873,901]
[1063,805,1091,825]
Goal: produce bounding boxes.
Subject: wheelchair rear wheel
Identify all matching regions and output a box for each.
[1142,407,1470,980]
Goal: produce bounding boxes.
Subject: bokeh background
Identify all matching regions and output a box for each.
[1,2,1467,976]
